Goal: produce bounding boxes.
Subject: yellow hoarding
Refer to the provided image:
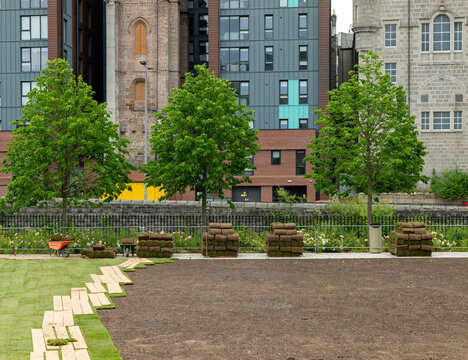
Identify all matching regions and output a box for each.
[115,183,165,200]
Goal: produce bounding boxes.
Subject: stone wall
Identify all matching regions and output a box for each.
[353,0,468,180]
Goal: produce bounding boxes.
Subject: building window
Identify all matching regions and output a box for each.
[299,80,308,104]
[220,16,248,40]
[279,81,288,104]
[296,150,306,175]
[421,94,429,103]
[231,81,249,105]
[299,119,308,129]
[456,94,463,102]
[433,111,450,130]
[299,14,307,38]
[0,81,2,107]
[455,22,463,51]
[265,15,273,39]
[21,47,48,72]
[220,47,249,72]
[385,63,397,83]
[421,23,430,52]
[421,112,430,130]
[271,151,281,165]
[243,155,254,176]
[385,24,397,47]
[299,45,308,70]
[21,0,47,8]
[279,119,288,129]
[265,46,273,71]
[433,15,450,51]
[21,16,48,40]
[135,81,145,101]
[189,42,194,69]
[199,41,209,65]
[299,0,307,6]
[135,22,146,54]
[21,81,36,106]
[280,0,287,6]
[454,111,463,130]
[220,0,248,9]
[199,14,209,35]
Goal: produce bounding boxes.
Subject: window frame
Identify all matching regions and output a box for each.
[220,47,249,72]
[433,15,451,52]
[433,111,451,130]
[296,150,306,176]
[220,0,248,9]
[299,80,308,104]
[279,80,288,105]
[299,14,307,39]
[385,63,397,83]
[21,47,48,72]
[299,45,308,70]
[21,0,47,8]
[271,150,281,165]
[279,119,288,129]
[454,111,463,130]
[421,112,430,131]
[264,46,273,71]
[299,119,308,129]
[21,15,48,40]
[21,81,37,106]
[385,24,397,47]
[243,155,254,176]
[455,22,463,51]
[421,23,430,52]
[264,15,273,40]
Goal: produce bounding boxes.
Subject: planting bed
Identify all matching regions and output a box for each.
[99,259,468,359]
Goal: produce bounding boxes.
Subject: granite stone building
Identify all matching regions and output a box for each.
[353,0,468,179]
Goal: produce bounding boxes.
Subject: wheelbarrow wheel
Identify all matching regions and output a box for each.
[61,248,70,257]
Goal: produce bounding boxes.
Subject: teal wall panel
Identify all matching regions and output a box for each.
[279,105,308,129]
[288,0,299,7]
[288,79,299,105]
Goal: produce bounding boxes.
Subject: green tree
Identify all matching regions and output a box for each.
[143,64,259,226]
[1,59,135,233]
[430,168,468,201]
[305,51,427,224]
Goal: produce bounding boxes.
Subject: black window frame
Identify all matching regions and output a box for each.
[279,119,288,129]
[299,80,308,104]
[299,45,308,70]
[265,46,273,71]
[264,15,273,39]
[280,80,288,104]
[21,0,47,8]
[299,119,308,129]
[296,150,306,175]
[299,14,307,38]
[271,150,281,165]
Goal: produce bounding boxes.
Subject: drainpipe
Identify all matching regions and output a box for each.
[407,0,411,112]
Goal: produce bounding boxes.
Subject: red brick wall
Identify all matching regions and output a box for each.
[0,132,12,197]
[48,0,62,60]
[208,0,219,77]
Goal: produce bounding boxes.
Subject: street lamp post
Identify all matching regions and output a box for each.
[139,60,152,201]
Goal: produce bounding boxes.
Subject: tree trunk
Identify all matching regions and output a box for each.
[61,196,68,235]
[201,186,207,228]
[367,192,373,226]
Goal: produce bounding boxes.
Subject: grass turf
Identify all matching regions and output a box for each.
[0,258,123,360]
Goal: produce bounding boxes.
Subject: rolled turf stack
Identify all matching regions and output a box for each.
[267,222,304,257]
[136,232,173,258]
[202,223,239,257]
[389,222,433,257]
[81,245,116,258]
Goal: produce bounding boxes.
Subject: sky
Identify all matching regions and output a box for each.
[331,0,353,33]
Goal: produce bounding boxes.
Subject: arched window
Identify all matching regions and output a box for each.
[433,15,450,51]
[135,22,146,54]
[135,80,145,101]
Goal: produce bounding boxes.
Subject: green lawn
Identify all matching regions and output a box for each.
[0,258,133,360]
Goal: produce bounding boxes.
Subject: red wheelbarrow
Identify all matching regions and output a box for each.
[48,240,73,257]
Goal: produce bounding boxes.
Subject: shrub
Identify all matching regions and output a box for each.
[326,196,393,218]
[430,168,468,201]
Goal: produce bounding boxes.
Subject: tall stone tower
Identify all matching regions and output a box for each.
[105,0,188,166]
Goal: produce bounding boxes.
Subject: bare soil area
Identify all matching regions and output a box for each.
[99,259,468,360]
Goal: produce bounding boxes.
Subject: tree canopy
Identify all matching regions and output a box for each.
[143,64,259,225]
[305,51,427,224]
[1,59,135,232]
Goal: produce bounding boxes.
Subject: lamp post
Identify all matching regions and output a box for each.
[139,60,152,201]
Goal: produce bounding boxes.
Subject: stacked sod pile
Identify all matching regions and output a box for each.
[81,245,117,258]
[267,222,304,257]
[389,222,433,257]
[202,223,239,257]
[136,233,173,258]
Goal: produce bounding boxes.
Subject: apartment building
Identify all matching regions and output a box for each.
[0,0,105,195]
